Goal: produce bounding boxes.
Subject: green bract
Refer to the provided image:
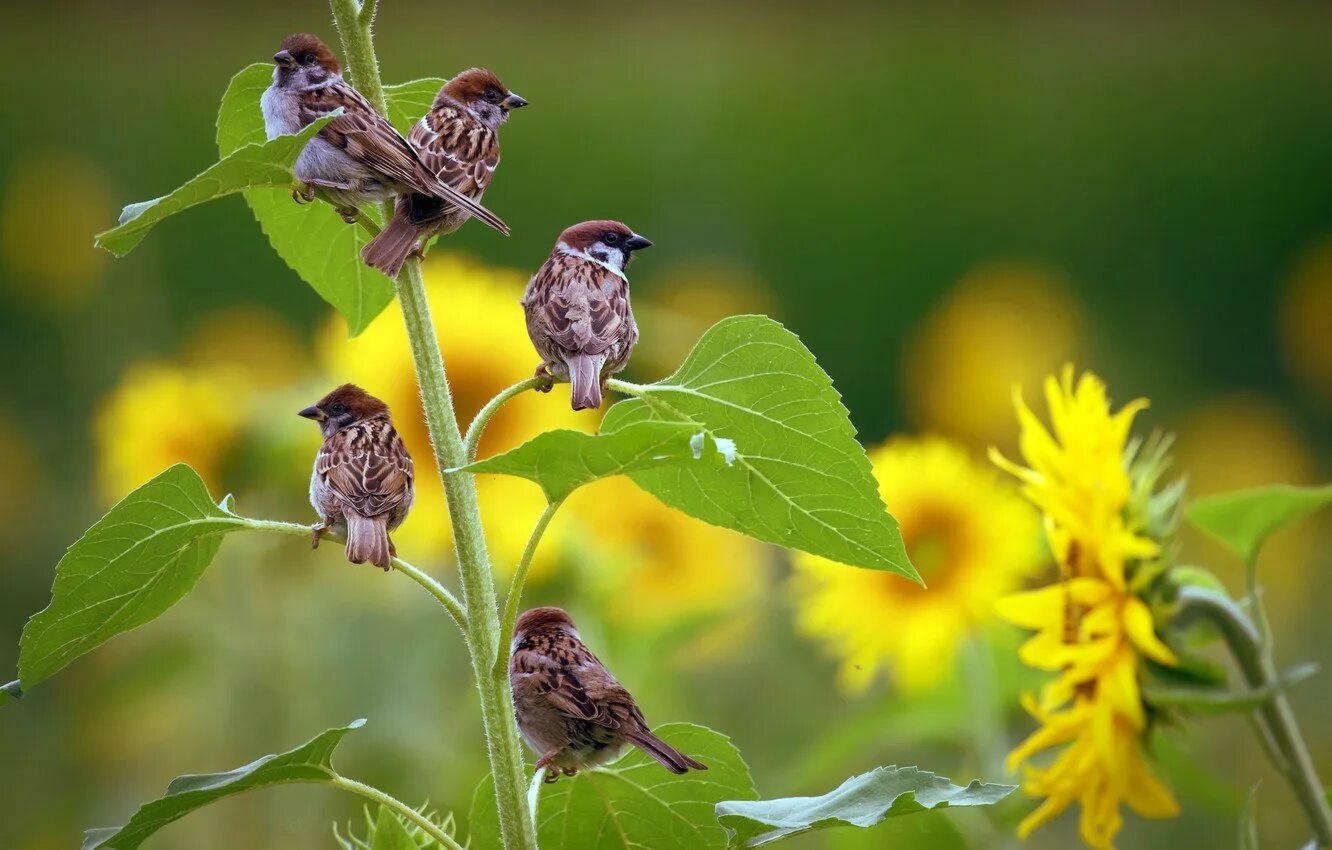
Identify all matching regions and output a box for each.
[715,766,1016,847]
[469,724,756,850]
[604,315,917,580]
[18,464,244,689]
[83,720,366,850]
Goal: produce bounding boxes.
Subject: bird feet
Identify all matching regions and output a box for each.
[533,364,555,393]
[336,206,360,224]
[310,519,333,550]
[292,182,316,204]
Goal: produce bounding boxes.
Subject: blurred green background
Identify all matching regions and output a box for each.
[3,1,1332,848]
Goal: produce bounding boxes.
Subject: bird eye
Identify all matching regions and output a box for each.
[329,402,347,415]
[302,53,316,65]
[484,90,500,103]
[603,232,620,245]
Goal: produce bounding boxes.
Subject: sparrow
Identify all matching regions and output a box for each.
[521,221,651,411]
[260,33,507,235]
[361,68,528,278]
[299,384,414,570]
[510,606,707,782]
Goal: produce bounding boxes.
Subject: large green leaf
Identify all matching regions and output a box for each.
[84,719,364,849]
[18,465,244,689]
[603,315,916,580]
[469,723,756,850]
[462,421,734,502]
[216,66,446,335]
[94,112,335,257]
[715,766,1016,847]
[1188,483,1332,564]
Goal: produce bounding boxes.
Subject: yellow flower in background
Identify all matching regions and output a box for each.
[904,263,1082,450]
[1280,238,1332,410]
[94,362,248,502]
[319,254,590,572]
[993,366,1179,850]
[792,436,1042,693]
[1,152,112,310]
[567,476,769,631]
[185,307,311,389]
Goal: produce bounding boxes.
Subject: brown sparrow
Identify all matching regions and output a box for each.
[510,606,706,781]
[521,221,651,411]
[260,33,507,235]
[361,68,527,278]
[299,384,414,570]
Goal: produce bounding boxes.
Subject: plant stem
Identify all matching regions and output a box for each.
[327,4,539,848]
[494,501,564,677]
[330,774,465,850]
[1175,586,1332,847]
[241,517,466,630]
[463,377,541,463]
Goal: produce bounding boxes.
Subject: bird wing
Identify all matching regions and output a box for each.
[512,645,637,730]
[316,419,414,518]
[411,103,500,200]
[528,259,632,357]
[299,81,509,234]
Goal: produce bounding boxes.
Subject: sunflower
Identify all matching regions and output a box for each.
[317,253,591,574]
[792,436,1043,693]
[992,366,1180,850]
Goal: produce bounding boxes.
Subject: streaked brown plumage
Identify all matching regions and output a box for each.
[510,606,706,781]
[299,384,414,570]
[521,221,652,411]
[362,69,527,277]
[261,34,508,235]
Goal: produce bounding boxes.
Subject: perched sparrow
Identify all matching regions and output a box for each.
[299,384,414,570]
[361,68,528,278]
[510,606,706,781]
[260,33,507,235]
[521,221,651,411]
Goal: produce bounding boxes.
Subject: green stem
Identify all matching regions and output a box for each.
[330,774,465,850]
[1175,586,1332,847]
[494,501,564,677]
[605,377,647,397]
[463,377,542,463]
[241,517,466,630]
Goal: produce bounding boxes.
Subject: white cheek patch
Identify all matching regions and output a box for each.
[556,242,628,281]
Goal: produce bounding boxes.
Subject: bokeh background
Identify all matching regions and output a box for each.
[3,1,1332,848]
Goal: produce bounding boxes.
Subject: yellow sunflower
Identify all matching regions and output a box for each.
[992,366,1180,850]
[317,253,591,574]
[792,435,1043,693]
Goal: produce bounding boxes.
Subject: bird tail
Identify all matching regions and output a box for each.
[345,513,391,570]
[626,729,708,774]
[566,353,606,411]
[361,201,421,279]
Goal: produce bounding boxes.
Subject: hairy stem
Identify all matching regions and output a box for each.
[241,517,466,630]
[494,501,564,677]
[330,774,465,850]
[1175,586,1332,847]
[327,5,538,846]
[463,377,542,463]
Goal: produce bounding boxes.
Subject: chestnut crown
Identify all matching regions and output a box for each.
[557,220,651,253]
[443,68,515,106]
[514,606,577,636]
[274,33,341,74]
[298,384,390,435]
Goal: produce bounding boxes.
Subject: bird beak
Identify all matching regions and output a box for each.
[625,233,653,251]
[273,49,296,68]
[298,405,324,421]
[503,93,529,110]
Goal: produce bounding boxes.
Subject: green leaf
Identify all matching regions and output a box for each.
[603,315,916,580]
[1144,663,1318,715]
[215,63,394,335]
[84,719,364,849]
[1188,483,1332,564]
[94,107,334,257]
[1240,783,1260,850]
[715,766,1016,847]
[461,421,734,502]
[0,679,20,706]
[383,78,447,135]
[469,723,756,850]
[19,464,244,689]
[371,805,419,850]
